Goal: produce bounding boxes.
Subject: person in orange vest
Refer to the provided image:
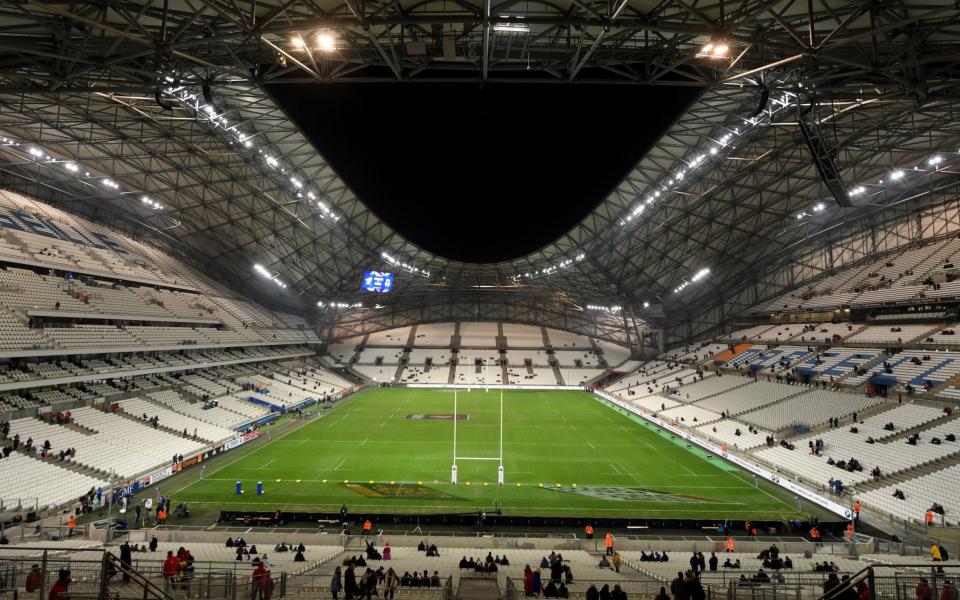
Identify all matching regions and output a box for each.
[725,536,734,553]
[926,510,935,527]
[853,500,862,520]
[604,532,614,556]
[363,519,373,535]
[584,524,594,540]
[844,522,855,542]
[157,508,167,526]
[67,515,76,537]
[810,526,821,546]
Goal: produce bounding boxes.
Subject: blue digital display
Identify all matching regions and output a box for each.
[362,271,394,293]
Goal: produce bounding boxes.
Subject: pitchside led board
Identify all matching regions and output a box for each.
[362,271,394,293]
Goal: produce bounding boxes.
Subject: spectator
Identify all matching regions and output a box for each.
[611,585,627,600]
[330,567,341,600]
[917,579,933,600]
[654,587,670,600]
[48,569,71,600]
[162,551,180,590]
[25,565,42,593]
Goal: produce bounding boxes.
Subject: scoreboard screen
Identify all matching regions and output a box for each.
[361,271,394,293]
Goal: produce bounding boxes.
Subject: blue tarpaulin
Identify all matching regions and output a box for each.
[869,374,898,387]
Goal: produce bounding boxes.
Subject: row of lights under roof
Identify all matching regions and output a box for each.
[620,88,802,229]
[6,137,163,210]
[512,253,586,280]
[317,300,363,308]
[162,83,340,223]
[674,267,710,294]
[253,263,288,288]
[797,154,953,221]
[381,252,430,277]
[587,304,622,313]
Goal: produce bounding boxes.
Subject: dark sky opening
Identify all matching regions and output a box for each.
[269,83,699,263]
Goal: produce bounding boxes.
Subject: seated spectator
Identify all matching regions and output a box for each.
[598,556,611,569]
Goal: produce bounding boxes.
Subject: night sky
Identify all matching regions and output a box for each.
[270,83,699,263]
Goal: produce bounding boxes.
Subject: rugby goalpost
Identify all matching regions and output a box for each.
[451,384,504,486]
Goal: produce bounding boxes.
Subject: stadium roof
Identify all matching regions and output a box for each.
[0,0,959,344]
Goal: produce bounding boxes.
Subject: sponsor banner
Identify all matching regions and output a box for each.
[176,454,203,471]
[593,390,851,518]
[407,384,583,391]
[142,465,175,486]
[222,429,262,451]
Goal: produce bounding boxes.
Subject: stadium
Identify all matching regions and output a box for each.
[0,1,959,600]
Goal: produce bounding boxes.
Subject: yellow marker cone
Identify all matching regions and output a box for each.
[322,479,327,483]
[369,480,374,484]
[516,483,522,487]
[296,480,302,483]
[465,481,471,486]
[276,479,282,483]
[390,481,395,485]
[538,483,544,487]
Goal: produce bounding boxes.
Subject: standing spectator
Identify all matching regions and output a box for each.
[48,569,71,600]
[120,542,133,583]
[611,585,627,600]
[532,568,542,597]
[524,566,533,596]
[67,515,76,537]
[612,552,622,573]
[654,587,670,600]
[684,571,705,600]
[344,565,357,600]
[916,579,933,600]
[251,559,271,600]
[163,551,180,591]
[25,565,42,593]
[330,567,342,600]
[384,568,399,600]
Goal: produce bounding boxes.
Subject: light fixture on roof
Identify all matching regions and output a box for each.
[316,32,336,52]
[493,22,530,32]
[643,301,650,308]
[291,36,306,49]
[929,155,943,167]
[698,40,730,58]
[890,169,905,181]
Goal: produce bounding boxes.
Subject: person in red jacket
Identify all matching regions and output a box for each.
[25,565,42,593]
[48,569,71,600]
[252,560,272,600]
[162,551,180,589]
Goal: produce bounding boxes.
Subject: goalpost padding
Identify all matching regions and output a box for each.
[451,388,504,485]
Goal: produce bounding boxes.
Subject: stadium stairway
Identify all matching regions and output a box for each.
[456,575,500,600]
[552,361,565,385]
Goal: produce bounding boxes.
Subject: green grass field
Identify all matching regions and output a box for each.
[175,388,827,520]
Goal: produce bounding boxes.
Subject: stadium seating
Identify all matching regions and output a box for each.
[366,327,412,346]
[559,368,604,385]
[545,327,591,349]
[458,322,499,347]
[413,323,455,346]
[693,381,803,416]
[794,348,882,381]
[668,374,751,402]
[502,323,544,347]
[0,452,108,510]
[695,419,773,450]
[754,404,954,486]
[845,325,938,345]
[553,350,601,367]
[738,389,882,431]
[845,350,960,388]
[859,464,960,525]
[505,367,555,385]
